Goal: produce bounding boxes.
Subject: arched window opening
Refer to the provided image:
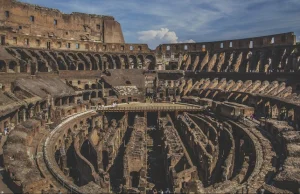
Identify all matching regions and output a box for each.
[8,61,18,72]
[78,63,84,70]
[0,60,6,72]
[91,91,97,98]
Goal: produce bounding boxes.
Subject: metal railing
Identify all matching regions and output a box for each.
[92,104,203,112]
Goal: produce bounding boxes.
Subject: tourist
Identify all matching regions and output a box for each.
[165,188,170,194]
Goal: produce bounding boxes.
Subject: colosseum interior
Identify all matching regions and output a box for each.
[0,0,300,193]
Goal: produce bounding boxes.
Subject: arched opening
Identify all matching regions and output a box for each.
[80,140,98,170]
[102,151,109,171]
[129,55,137,69]
[130,171,140,187]
[78,63,85,70]
[91,91,97,98]
[113,55,121,69]
[94,54,102,70]
[87,54,98,70]
[69,63,76,70]
[69,96,75,103]
[98,91,102,98]
[146,55,156,70]
[57,58,67,70]
[30,62,36,75]
[84,84,89,90]
[55,98,61,106]
[68,128,72,136]
[38,61,48,72]
[8,61,18,72]
[54,149,61,164]
[66,144,78,181]
[0,60,6,72]
[68,53,78,60]
[83,93,90,101]
[91,84,97,89]
[19,61,27,72]
[109,90,115,96]
[103,55,113,69]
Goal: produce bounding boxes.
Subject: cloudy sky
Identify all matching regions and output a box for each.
[22,0,300,49]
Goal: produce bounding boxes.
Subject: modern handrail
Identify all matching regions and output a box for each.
[92,103,203,111]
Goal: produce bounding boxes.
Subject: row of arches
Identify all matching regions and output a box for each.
[0,60,21,73]
[2,48,157,73]
[175,47,300,73]
[56,53,156,71]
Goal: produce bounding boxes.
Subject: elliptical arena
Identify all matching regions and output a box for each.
[0,0,300,193]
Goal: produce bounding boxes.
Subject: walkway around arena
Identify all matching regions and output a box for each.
[93,102,204,112]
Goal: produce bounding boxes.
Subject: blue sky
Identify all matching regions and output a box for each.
[22,0,300,49]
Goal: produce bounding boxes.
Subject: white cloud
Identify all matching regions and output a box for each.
[137,28,195,48]
[138,28,178,43]
[20,0,300,46]
[179,39,196,43]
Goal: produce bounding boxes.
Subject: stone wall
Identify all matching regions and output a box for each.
[0,0,124,44]
[157,32,296,53]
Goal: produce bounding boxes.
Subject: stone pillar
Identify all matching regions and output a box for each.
[144,111,147,126]
[157,111,161,123]
[29,107,34,118]
[26,61,31,73]
[36,103,41,113]
[47,105,52,123]
[16,65,20,73]
[103,115,109,130]
[101,82,105,97]
[11,111,19,125]
[22,109,27,122]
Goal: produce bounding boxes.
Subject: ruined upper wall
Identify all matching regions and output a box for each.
[0,0,125,43]
[156,32,296,53]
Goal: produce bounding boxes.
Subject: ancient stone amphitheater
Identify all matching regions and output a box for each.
[0,0,300,193]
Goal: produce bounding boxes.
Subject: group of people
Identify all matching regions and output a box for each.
[112,102,118,107]
[2,127,9,136]
[146,97,154,103]
[152,188,171,194]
